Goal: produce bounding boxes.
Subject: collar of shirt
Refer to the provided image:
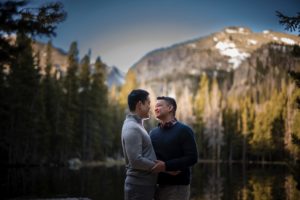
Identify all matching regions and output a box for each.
[127,113,143,125]
[158,118,177,129]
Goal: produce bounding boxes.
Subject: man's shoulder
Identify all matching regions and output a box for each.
[149,126,160,135]
[123,117,139,126]
[176,121,194,134]
[122,119,141,133]
[176,121,189,129]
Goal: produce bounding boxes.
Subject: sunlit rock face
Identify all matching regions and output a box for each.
[131,26,300,96]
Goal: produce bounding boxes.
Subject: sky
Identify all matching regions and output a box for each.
[32,0,299,72]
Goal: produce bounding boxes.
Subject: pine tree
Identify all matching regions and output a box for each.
[290,83,300,158]
[177,86,194,123]
[0,55,9,164]
[107,94,124,158]
[204,77,223,161]
[284,176,300,199]
[240,96,255,163]
[289,72,300,149]
[193,73,210,159]
[62,41,80,160]
[40,41,59,162]
[276,11,300,35]
[248,176,273,200]
[251,89,286,162]
[222,98,240,162]
[0,0,66,65]
[78,54,92,160]
[90,57,110,160]
[7,33,42,164]
[51,70,65,163]
[270,88,286,160]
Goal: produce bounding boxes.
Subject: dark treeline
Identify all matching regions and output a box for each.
[0,35,126,165]
[0,0,125,165]
[0,35,125,165]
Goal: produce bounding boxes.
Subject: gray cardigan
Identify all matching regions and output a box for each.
[121,114,157,185]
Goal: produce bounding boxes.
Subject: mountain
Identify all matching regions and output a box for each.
[131,27,300,96]
[32,41,69,74]
[32,41,125,88]
[106,66,125,87]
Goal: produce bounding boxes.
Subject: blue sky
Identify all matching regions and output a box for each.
[33,0,299,72]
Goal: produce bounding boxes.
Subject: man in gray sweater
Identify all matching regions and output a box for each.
[121,89,162,200]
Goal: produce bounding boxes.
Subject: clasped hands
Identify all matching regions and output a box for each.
[151,160,180,176]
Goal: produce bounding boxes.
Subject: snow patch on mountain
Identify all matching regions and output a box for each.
[247,39,257,45]
[225,27,247,34]
[215,41,250,69]
[188,43,197,48]
[281,37,296,45]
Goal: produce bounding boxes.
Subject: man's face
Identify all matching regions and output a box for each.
[139,96,151,119]
[154,99,171,120]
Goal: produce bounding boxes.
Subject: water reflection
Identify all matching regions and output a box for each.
[191,163,300,200]
[1,163,300,200]
[1,166,125,199]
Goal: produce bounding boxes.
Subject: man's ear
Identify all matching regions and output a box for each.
[136,101,142,110]
[168,105,173,112]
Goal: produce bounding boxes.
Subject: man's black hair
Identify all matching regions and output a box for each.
[128,89,149,111]
[157,96,177,114]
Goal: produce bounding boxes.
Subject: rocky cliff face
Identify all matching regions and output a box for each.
[131,27,300,97]
[32,41,69,75]
[229,43,300,98]
[32,41,124,88]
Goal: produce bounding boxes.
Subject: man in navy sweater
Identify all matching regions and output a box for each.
[150,96,198,200]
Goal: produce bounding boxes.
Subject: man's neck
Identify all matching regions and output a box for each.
[131,111,143,119]
[160,115,175,124]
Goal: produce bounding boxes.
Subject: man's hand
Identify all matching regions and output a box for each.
[151,160,166,173]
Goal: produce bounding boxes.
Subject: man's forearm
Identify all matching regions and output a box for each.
[129,155,156,171]
[165,154,198,171]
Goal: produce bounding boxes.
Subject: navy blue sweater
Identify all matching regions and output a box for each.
[150,122,198,185]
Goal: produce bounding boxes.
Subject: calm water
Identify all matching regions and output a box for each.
[1,163,300,200]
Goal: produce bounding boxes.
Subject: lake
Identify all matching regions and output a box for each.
[1,163,300,200]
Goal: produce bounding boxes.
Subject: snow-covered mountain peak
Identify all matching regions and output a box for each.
[131,26,300,83]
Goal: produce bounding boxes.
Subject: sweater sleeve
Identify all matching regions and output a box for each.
[165,127,198,171]
[123,126,156,171]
